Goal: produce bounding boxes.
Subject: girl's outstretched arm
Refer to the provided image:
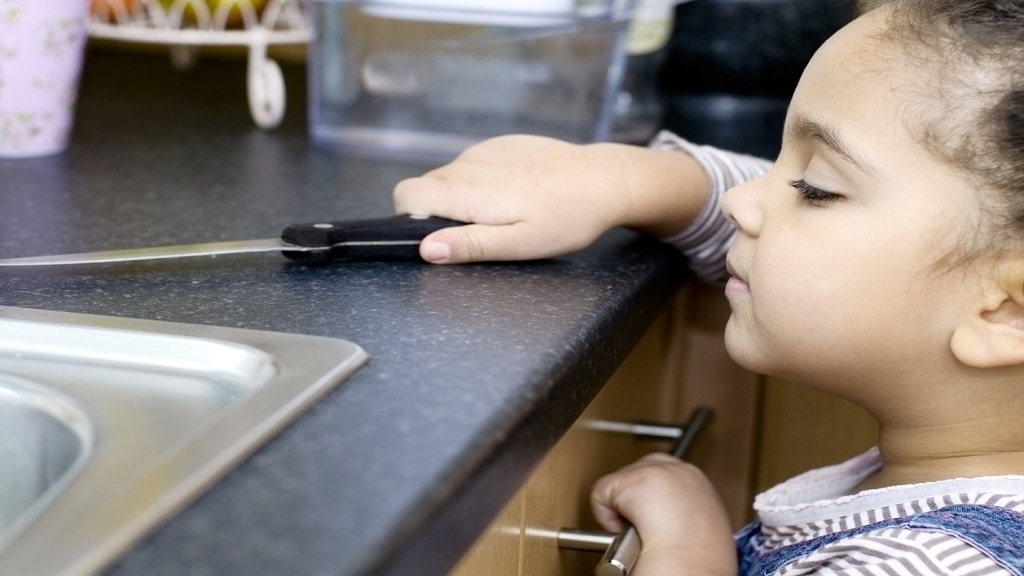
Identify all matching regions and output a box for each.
[393,134,709,264]
[591,453,738,576]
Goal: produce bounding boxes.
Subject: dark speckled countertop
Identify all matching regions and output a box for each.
[0,50,689,575]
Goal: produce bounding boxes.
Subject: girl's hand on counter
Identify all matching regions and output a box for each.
[591,453,737,576]
[393,134,708,264]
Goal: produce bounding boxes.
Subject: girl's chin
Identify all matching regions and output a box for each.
[722,317,774,377]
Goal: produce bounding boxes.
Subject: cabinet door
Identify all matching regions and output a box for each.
[450,286,762,576]
[446,490,524,576]
[449,307,676,576]
[452,284,879,576]
[521,307,678,576]
[754,377,878,493]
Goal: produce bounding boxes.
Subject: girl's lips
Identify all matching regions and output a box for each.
[724,260,749,296]
[725,275,750,297]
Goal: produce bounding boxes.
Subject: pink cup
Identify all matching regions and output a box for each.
[0,0,89,157]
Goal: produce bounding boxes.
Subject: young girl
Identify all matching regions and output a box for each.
[395,0,1024,574]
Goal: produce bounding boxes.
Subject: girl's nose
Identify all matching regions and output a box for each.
[721,177,763,237]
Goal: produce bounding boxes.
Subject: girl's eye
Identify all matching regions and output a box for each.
[788,179,842,206]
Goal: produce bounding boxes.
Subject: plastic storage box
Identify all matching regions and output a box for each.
[308,0,635,162]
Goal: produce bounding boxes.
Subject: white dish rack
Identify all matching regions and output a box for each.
[88,0,312,128]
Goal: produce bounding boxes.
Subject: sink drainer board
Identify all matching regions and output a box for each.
[0,306,368,576]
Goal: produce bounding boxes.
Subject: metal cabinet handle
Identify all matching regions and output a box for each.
[557,406,714,576]
[582,420,689,440]
[557,529,616,552]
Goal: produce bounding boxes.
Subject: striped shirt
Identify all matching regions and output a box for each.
[647,131,771,286]
[755,448,1024,576]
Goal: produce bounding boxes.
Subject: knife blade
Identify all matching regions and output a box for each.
[0,215,464,267]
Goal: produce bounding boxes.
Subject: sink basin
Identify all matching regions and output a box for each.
[0,376,93,542]
[0,306,368,576]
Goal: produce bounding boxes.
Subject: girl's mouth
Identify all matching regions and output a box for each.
[724,260,749,296]
[725,275,750,297]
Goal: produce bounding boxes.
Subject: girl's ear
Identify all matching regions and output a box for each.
[951,281,1024,368]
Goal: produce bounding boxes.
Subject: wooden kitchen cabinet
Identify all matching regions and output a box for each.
[754,377,877,493]
[448,307,674,576]
[450,283,762,576]
[450,283,879,576]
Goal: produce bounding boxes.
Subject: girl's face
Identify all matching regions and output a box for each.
[721,7,985,411]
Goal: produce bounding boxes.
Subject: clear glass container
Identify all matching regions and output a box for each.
[308,0,636,162]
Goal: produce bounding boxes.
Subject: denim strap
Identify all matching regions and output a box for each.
[736,504,1024,576]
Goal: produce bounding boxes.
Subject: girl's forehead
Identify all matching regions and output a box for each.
[817,5,989,135]
[787,7,981,207]
[798,7,952,143]
[813,7,905,77]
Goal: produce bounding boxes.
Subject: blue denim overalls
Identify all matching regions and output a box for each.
[736,504,1024,576]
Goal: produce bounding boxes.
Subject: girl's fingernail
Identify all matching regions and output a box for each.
[421,240,452,263]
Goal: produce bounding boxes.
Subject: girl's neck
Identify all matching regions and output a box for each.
[855,420,1024,492]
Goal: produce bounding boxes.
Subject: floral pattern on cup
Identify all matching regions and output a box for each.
[0,0,89,157]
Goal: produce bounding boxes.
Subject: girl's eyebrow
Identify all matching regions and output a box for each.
[787,114,878,179]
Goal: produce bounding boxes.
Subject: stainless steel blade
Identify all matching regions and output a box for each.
[0,238,322,266]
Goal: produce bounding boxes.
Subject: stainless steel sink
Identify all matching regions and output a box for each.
[0,376,93,543]
[0,306,368,576]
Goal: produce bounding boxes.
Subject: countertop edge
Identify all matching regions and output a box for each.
[372,251,689,575]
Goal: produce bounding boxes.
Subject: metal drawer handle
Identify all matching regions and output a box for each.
[557,406,714,576]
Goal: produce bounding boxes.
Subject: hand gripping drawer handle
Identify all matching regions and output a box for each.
[557,406,714,576]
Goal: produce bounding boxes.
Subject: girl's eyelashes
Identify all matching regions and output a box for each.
[788,178,843,206]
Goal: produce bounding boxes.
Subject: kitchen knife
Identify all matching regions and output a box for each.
[0,215,465,267]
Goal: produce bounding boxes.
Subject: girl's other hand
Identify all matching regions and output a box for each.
[393,135,630,263]
[393,134,705,264]
[591,453,737,576]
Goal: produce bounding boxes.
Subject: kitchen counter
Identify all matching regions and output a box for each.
[0,49,688,575]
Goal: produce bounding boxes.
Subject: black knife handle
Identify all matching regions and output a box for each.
[280,215,465,264]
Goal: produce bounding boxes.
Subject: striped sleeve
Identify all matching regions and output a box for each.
[777,529,1014,576]
[647,131,772,286]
